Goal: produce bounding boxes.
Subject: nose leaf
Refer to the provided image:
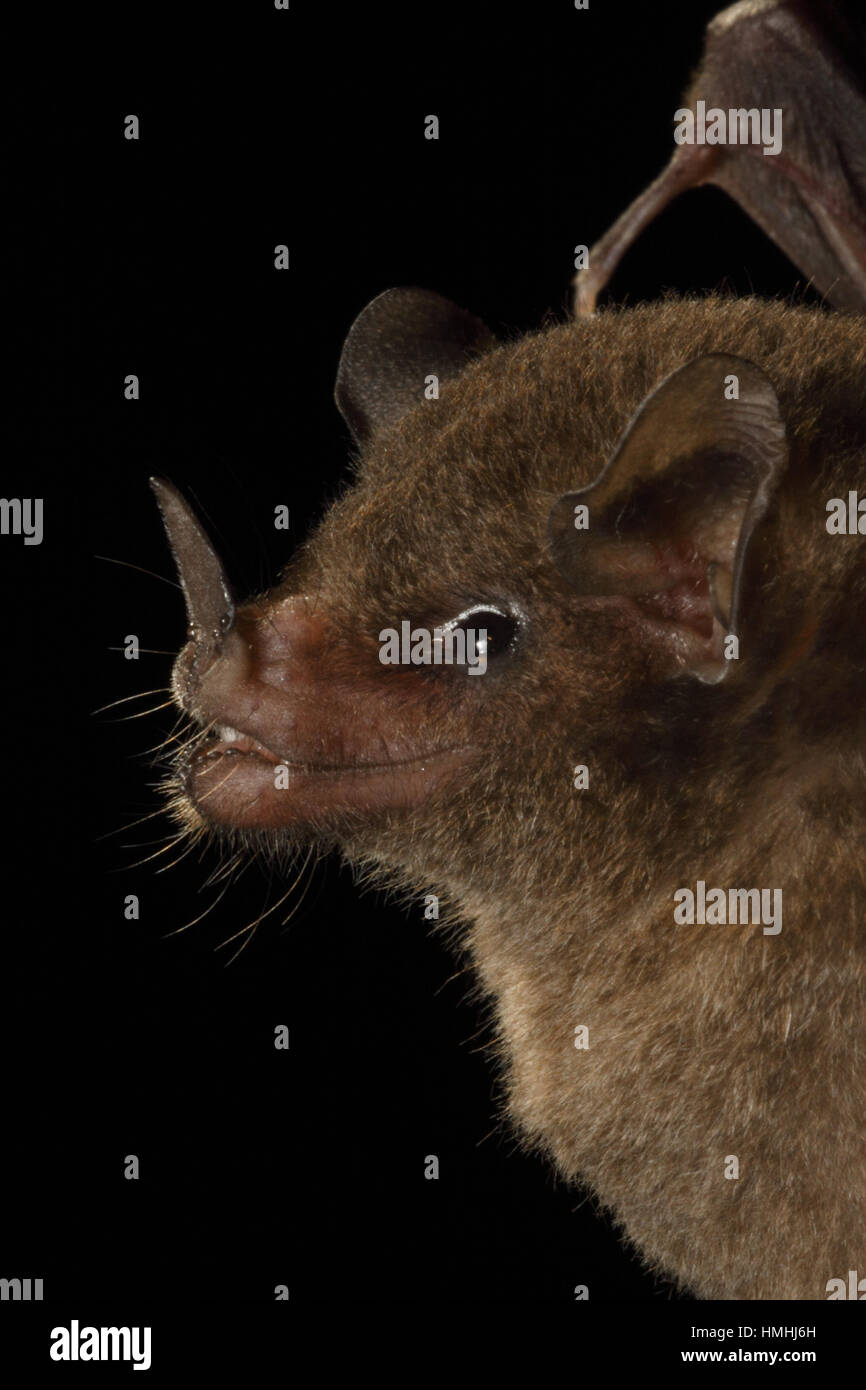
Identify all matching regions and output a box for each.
[150,478,235,660]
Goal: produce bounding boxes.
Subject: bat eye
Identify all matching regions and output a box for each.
[443,605,520,664]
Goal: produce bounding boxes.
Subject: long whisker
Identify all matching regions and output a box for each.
[94,554,182,590]
[92,688,172,716]
[107,647,179,656]
[139,723,189,758]
[119,834,182,850]
[202,851,249,889]
[122,833,190,872]
[96,802,175,842]
[142,714,214,762]
[193,760,242,806]
[104,700,175,724]
[154,831,209,875]
[279,846,317,926]
[217,876,301,962]
[162,873,237,937]
[162,720,216,760]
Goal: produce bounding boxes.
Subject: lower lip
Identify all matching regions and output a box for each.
[184,744,472,828]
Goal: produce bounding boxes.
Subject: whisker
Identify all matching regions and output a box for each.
[92,688,172,716]
[139,724,189,758]
[119,834,181,850]
[96,803,174,842]
[162,874,237,937]
[279,847,317,926]
[104,700,175,724]
[216,876,300,960]
[94,554,182,590]
[154,832,209,875]
[123,834,189,871]
[142,714,213,762]
[194,760,242,806]
[221,927,258,966]
[203,852,249,889]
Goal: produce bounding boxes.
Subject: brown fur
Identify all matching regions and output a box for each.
[167,295,866,1299]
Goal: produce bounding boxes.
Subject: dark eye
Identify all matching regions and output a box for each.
[443,605,520,665]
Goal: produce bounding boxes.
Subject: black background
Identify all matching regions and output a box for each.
[3,0,840,1325]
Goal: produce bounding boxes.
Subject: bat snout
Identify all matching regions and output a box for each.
[171,593,473,831]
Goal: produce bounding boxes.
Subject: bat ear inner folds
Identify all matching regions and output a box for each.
[547,353,788,683]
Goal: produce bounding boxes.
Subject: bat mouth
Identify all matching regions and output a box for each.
[183,724,473,828]
[204,725,286,765]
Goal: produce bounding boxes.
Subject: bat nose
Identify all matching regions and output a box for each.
[243,594,332,684]
[150,477,236,668]
[166,583,335,742]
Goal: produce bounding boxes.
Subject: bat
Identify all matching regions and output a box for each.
[147,1,866,1300]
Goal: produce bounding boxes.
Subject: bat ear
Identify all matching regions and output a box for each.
[335,287,496,445]
[548,353,787,684]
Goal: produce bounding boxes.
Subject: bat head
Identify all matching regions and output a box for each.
[153,287,806,898]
